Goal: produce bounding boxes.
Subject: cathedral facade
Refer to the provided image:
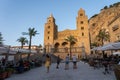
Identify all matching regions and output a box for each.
[44,8,90,59]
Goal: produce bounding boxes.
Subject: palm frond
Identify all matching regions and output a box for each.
[95,29,110,45]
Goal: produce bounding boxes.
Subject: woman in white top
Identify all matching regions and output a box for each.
[72,54,77,69]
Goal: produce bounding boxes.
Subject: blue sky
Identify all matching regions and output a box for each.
[0,0,120,46]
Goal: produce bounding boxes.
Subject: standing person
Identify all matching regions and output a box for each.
[42,54,46,64]
[56,55,61,69]
[72,54,77,69]
[45,54,51,73]
[65,54,70,70]
[102,58,109,74]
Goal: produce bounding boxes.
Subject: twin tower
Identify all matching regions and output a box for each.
[44,8,90,58]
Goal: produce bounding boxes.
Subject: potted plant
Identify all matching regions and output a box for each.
[5,68,13,78]
[0,68,5,80]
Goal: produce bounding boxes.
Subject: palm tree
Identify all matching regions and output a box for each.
[90,42,98,49]
[17,37,28,48]
[96,29,110,58]
[17,37,28,59]
[96,29,110,46]
[64,35,77,59]
[22,27,39,60]
[38,44,42,48]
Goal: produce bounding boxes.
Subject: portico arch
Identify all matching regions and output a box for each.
[54,42,60,52]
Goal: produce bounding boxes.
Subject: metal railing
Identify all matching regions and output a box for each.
[51,47,82,53]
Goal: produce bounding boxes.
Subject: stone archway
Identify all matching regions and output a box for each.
[62,42,68,46]
[45,43,52,53]
[54,42,60,52]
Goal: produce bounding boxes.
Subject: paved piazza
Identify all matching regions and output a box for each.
[6,61,116,80]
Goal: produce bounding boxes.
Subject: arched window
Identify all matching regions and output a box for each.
[80,13,83,16]
[49,20,51,22]
[55,43,60,48]
[48,26,50,29]
[48,31,50,34]
[54,42,60,52]
[82,32,84,36]
[81,27,84,30]
[80,21,84,24]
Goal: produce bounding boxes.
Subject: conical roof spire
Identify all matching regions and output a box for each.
[50,13,53,17]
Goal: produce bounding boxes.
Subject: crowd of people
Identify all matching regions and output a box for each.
[0,52,120,76]
[88,53,120,74]
[44,53,78,73]
[0,57,42,74]
[43,52,120,75]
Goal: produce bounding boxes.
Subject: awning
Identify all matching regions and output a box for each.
[91,42,120,51]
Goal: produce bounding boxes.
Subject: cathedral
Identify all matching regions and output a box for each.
[44,8,90,59]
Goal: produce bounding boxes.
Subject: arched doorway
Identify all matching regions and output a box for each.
[45,43,51,53]
[54,42,60,52]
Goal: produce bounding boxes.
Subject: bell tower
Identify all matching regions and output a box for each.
[76,8,90,55]
[76,8,88,30]
[44,14,58,53]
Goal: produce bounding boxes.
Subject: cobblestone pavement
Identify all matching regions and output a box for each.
[6,61,116,80]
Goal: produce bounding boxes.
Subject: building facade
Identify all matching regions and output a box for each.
[89,5,120,45]
[108,14,120,42]
[44,8,90,59]
[12,45,38,50]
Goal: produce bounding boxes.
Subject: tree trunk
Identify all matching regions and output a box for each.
[20,43,23,59]
[102,38,105,58]
[70,43,72,60]
[27,36,32,60]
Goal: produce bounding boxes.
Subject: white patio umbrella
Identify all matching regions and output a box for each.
[112,42,120,49]
[9,49,17,54]
[0,47,7,54]
[96,46,103,51]
[112,52,120,56]
[0,47,17,54]
[91,47,98,51]
[14,48,37,54]
[100,43,118,51]
[91,46,103,51]
[91,42,120,52]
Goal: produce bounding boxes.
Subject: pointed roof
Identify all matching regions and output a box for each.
[79,8,85,12]
[50,13,53,17]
